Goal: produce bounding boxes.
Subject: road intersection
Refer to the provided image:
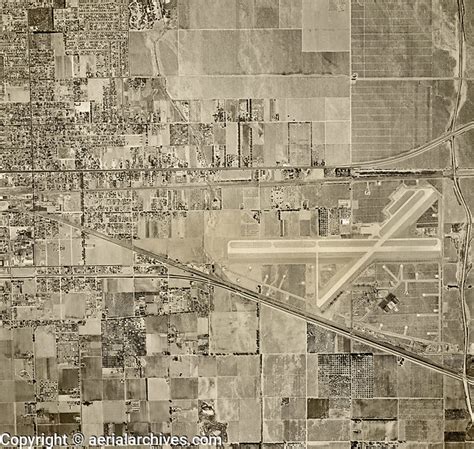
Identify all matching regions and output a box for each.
[228,185,441,307]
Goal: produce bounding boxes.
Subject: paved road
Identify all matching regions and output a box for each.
[356,121,474,168]
[28,210,474,386]
[0,123,472,176]
[228,187,440,307]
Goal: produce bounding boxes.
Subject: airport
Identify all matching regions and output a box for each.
[228,186,442,307]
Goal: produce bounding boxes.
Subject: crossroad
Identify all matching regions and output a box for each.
[23,209,474,386]
[228,186,441,307]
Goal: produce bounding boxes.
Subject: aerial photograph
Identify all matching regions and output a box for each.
[1,0,474,447]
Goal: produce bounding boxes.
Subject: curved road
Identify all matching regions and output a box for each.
[30,210,474,386]
[354,121,474,168]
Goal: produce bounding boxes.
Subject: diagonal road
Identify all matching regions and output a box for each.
[355,120,474,168]
[227,187,440,307]
[26,210,474,385]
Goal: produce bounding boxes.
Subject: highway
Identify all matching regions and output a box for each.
[0,119,471,178]
[0,121,470,177]
[27,210,474,386]
[449,0,473,422]
[356,120,474,168]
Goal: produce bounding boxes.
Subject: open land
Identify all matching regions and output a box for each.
[0,0,473,446]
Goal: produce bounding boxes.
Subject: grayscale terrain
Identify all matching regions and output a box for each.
[1,0,474,446]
